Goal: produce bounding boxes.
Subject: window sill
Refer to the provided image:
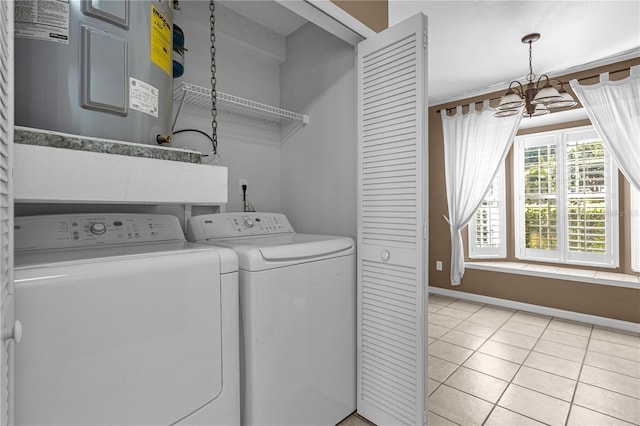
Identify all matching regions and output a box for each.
[465,261,640,290]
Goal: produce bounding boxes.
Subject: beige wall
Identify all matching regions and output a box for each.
[429,58,640,323]
[331,0,388,32]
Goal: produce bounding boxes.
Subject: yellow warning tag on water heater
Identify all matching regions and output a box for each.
[150,5,171,75]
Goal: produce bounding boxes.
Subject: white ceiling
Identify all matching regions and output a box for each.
[211,0,640,105]
[389,1,640,105]
[218,1,307,36]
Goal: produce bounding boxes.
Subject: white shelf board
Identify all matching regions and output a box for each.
[173,83,309,142]
[14,143,228,204]
[174,83,308,123]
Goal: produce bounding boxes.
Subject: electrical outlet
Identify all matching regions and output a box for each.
[239,178,248,195]
[436,261,443,271]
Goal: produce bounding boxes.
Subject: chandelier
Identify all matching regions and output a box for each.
[495,33,577,118]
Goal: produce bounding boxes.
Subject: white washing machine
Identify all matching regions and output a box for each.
[187,213,356,426]
[14,213,240,426]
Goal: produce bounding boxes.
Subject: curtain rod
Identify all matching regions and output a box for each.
[435,66,633,114]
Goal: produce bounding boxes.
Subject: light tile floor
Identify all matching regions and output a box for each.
[340,294,640,426]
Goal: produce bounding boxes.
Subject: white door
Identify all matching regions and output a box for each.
[0,1,15,425]
[356,13,428,426]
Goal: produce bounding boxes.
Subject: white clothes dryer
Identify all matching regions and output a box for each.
[187,213,356,426]
[14,214,240,426]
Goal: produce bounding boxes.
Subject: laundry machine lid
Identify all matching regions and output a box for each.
[207,233,355,271]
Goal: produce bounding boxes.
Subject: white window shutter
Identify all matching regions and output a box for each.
[357,13,427,426]
[515,127,618,267]
[0,1,14,424]
[469,165,506,259]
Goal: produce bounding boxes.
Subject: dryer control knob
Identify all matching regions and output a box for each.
[90,223,107,235]
[244,219,255,228]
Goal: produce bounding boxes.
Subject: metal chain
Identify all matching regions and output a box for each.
[527,40,535,83]
[209,0,219,161]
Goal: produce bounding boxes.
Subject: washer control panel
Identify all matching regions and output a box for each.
[15,214,185,251]
[187,213,294,240]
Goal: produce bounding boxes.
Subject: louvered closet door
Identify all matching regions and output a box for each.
[0,1,14,425]
[356,13,428,426]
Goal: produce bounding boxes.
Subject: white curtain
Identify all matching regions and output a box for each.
[442,101,522,285]
[570,65,640,191]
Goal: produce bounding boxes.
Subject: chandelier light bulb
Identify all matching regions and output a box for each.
[527,103,550,117]
[494,108,521,118]
[497,89,525,110]
[548,86,579,109]
[532,82,563,104]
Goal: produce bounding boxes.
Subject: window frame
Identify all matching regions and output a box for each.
[468,163,507,259]
[514,125,619,268]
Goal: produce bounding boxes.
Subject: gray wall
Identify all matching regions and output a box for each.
[174,6,359,226]
[173,3,283,214]
[280,23,357,239]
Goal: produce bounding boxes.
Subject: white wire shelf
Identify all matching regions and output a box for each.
[173,83,309,140]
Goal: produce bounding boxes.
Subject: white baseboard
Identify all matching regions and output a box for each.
[428,286,640,334]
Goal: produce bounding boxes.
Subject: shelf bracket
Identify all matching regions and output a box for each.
[172,87,188,131]
[281,115,309,143]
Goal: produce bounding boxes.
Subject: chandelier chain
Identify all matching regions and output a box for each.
[527,40,535,83]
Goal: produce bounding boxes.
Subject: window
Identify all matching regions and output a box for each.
[469,164,506,259]
[633,186,640,273]
[514,126,619,267]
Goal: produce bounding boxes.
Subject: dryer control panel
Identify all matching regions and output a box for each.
[187,213,294,241]
[15,214,185,251]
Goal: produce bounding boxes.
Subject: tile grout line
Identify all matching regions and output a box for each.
[428,295,640,425]
[468,314,570,425]
[494,318,640,423]
[430,300,547,425]
[428,297,494,425]
[585,338,640,361]
[480,309,557,426]
[568,328,640,425]
[478,322,640,422]
[477,307,521,426]
[426,297,468,425]
[564,324,594,426]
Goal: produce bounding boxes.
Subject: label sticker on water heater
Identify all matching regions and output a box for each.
[14,0,70,44]
[150,4,172,75]
[129,78,159,117]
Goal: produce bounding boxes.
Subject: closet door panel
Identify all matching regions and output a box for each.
[0,1,15,424]
[357,13,428,426]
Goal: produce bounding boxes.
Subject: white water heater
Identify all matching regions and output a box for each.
[14,0,174,145]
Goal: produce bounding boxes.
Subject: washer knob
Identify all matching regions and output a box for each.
[90,223,107,235]
[244,219,255,228]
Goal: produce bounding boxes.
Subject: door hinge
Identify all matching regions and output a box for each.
[422,222,427,240]
[422,31,427,48]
